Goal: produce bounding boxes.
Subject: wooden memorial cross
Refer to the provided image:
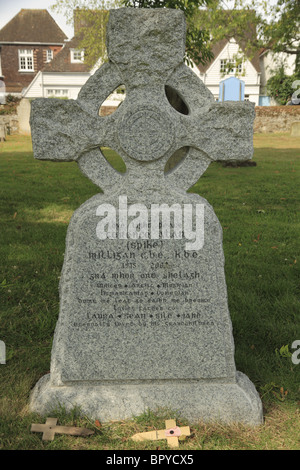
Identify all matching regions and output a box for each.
[30,9,255,196]
[131,419,191,448]
[31,417,94,441]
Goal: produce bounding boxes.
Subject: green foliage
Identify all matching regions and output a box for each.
[51,1,118,67]
[51,0,299,73]
[123,0,204,12]
[1,134,300,449]
[6,94,20,104]
[122,0,214,65]
[275,344,292,359]
[195,0,299,72]
[122,0,215,66]
[184,19,213,66]
[52,0,214,68]
[263,0,300,68]
[266,66,300,105]
[0,95,20,115]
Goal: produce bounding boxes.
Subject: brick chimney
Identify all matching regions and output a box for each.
[74,7,88,36]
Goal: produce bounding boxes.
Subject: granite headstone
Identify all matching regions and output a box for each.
[29,8,263,425]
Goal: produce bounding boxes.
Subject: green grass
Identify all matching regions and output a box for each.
[0,134,299,450]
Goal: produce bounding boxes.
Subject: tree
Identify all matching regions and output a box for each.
[199,0,299,73]
[262,0,300,72]
[121,0,215,66]
[266,65,300,105]
[51,0,215,68]
[51,1,119,67]
[52,0,299,73]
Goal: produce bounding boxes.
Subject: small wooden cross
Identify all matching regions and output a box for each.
[131,419,190,448]
[31,417,94,441]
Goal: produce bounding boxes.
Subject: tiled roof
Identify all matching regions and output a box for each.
[0,9,67,43]
[196,37,261,74]
[197,38,228,73]
[194,10,261,74]
[42,36,91,73]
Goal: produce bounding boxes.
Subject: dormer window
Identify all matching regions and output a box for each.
[19,49,34,71]
[70,49,84,63]
[46,49,53,63]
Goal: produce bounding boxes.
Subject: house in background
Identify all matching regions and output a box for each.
[259,48,297,105]
[23,35,125,111]
[1,8,295,108]
[23,10,125,110]
[23,7,262,106]
[23,8,98,100]
[0,9,67,96]
[195,37,261,105]
[23,35,93,100]
[26,35,260,105]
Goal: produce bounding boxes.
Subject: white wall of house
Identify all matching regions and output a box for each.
[260,50,296,89]
[23,71,91,99]
[22,71,42,98]
[259,50,297,104]
[198,39,261,105]
[23,39,265,107]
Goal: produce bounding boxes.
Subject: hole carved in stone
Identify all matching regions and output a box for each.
[99,85,126,116]
[164,147,189,174]
[100,147,127,174]
[165,85,189,115]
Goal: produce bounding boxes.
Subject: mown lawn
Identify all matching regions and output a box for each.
[0,134,299,450]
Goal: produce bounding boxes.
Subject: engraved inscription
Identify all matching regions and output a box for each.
[69,237,218,332]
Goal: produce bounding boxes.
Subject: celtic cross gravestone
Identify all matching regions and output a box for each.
[29,8,263,425]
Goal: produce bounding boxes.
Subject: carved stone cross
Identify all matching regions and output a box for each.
[29,8,263,426]
[30,8,255,194]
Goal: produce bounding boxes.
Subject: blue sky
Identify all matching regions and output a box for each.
[0,0,74,38]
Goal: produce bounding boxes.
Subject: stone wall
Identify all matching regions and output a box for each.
[254,106,300,133]
[1,103,300,136]
[0,98,32,135]
[102,105,300,133]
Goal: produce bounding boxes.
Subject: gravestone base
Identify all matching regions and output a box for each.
[30,371,263,425]
[29,8,264,430]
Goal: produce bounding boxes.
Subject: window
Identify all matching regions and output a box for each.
[236,62,243,73]
[220,59,243,75]
[19,49,34,71]
[220,59,235,74]
[220,59,227,73]
[70,49,84,63]
[46,89,69,98]
[46,49,53,63]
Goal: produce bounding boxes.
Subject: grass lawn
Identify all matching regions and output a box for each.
[0,133,299,450]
